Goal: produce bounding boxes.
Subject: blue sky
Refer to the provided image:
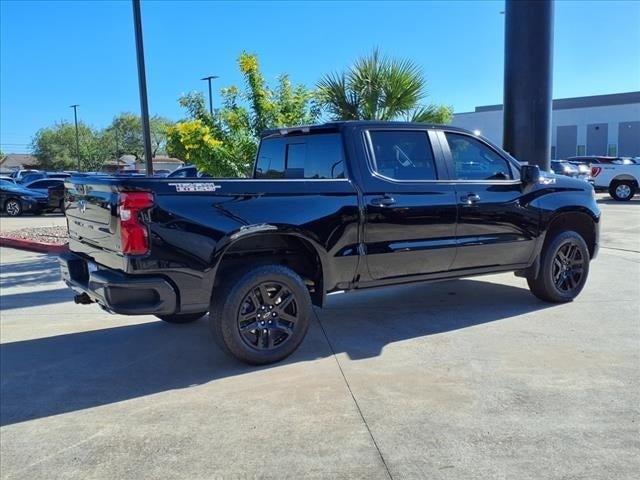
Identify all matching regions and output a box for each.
[1,0,639,153]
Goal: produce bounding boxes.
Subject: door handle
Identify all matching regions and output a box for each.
[370,195,396,207]
[460,193,481,204]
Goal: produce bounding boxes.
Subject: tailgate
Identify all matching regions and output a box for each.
[65,179,121,254]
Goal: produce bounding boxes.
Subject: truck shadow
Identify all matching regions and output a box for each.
[0,279,553,427]
[0,256,64,290]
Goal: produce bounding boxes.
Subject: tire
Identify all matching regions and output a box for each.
[156,312,206,324]
[209,264,312,365]
[609,180,636,201]
[4,198,22,217]
[527,230,590,303]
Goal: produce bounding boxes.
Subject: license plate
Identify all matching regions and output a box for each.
[87,262,98,274]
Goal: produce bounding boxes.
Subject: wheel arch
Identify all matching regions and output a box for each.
[611,174,639,186]
[211,228,328,307]
[543,209,598,259]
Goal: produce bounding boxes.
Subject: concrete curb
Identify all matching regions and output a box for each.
[0,236,69,254]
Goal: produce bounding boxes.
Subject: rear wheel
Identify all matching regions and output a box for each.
[209,264,312,365]
[609,180,636,201]
[4,199,22,217]
[156,312,206,324]
[527,230,590,303]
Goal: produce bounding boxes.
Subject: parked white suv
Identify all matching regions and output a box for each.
[591,161,639,201]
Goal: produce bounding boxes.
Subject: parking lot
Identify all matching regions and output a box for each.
[0,195,638,479]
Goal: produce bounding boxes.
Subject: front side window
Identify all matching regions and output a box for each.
[445,132,512,180]
[369,130,437,181]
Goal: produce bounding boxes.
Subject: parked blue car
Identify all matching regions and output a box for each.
[0,179,50,216]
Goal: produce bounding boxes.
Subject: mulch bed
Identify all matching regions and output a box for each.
[2,226,69,245]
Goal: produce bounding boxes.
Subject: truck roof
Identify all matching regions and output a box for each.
[260,120,471,138]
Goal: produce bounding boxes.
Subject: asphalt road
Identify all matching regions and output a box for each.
[0,198,638,479]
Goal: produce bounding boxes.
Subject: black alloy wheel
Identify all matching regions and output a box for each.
[527,230,590,303]
[237,281,299,350]
[209,264,312,365]
[551,240,585,293]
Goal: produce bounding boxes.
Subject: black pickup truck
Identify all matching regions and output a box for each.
[61,121,600,364]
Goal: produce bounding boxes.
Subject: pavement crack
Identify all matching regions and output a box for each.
[600,246,640,254]
[313,309,394,480]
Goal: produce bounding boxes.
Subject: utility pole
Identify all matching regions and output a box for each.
[503,0,554,171]
[114,126,120,172]
[201,75,218,117]
[70,104,80,171]
[132,0,154,176]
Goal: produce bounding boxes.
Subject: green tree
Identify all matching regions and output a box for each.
[317,49,453,124]
[104,113,173,160]
[167,52,317,176]
[31,122,109,171]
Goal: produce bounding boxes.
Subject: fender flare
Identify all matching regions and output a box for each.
[209,224,330,303]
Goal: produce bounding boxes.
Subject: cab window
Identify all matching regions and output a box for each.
[445,132,512,181]
[369,130,438,181]
[255,133,345,179]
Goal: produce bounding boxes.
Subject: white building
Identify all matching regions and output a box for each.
[452,91,640,159]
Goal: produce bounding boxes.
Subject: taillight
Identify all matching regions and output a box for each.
[118,192,154,255]
[591,166,602,177]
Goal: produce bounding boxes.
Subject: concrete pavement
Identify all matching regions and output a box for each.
[0,201,638,479]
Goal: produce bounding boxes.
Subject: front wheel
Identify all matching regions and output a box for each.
[4,199,22,217]
[527,231,590,303]
[209,265,312,365]
[609,180,636,201]
[156,312,206,324]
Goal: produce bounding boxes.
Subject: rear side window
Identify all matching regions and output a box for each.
[29,180,59,188]
[369,130,438,181]
[255,133,345,179]
[255,138,286,178]
[445,132,512,180]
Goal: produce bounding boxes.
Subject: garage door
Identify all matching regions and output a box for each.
[556,125,577,159]
[618,121,640,157]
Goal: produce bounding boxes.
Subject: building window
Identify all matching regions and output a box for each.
[551,146,556,159]
[608,144,617,156]
[577,145,586,156]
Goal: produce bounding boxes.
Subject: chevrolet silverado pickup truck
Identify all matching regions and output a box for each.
[60,121,600,364]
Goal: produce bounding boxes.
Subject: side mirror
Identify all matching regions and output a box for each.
[521,164,540,185]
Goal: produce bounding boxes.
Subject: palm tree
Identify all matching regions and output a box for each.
[317,49,452,124]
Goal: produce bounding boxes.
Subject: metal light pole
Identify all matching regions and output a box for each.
[132,0,154,176]
[70,104,80,171]
[114,126,120,172]
[503,0,554,171]
[201,75,218,117]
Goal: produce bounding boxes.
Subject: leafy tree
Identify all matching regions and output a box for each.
[31,122,108,171]
[103,113,172,160]
[167,52,317,176]
[317,49,453,124]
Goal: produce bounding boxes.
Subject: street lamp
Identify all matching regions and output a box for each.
[201,75,219,116]
[70,104,80,171]
[132,0,154,176]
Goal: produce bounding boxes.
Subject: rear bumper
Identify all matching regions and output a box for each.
[59,252,177,315]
